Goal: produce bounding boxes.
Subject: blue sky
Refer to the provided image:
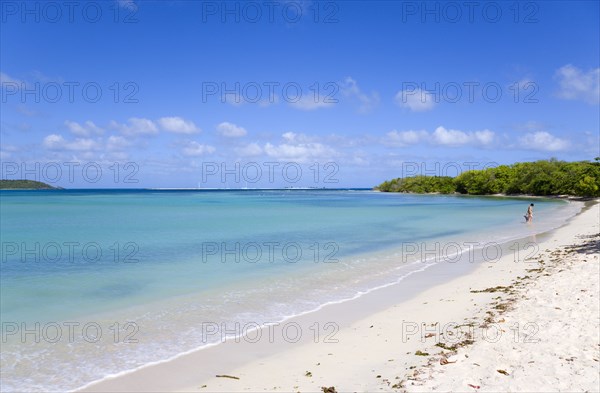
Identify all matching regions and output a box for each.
[1,0,599,188]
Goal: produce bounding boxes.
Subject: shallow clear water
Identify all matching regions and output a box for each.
[0,189,579,391]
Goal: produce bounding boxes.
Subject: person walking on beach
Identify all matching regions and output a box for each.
[525,203,534,222]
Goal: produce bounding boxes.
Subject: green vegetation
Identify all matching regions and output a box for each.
[0,180,60,190]
[376,159,600,197]
[377,175,456,194]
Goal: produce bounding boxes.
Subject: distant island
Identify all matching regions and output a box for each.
[375,159,600,198]
[0,180,61,190]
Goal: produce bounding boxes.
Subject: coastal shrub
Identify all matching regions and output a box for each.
[376,175,455,194]
[376,159,600,197]
[0,180,58,190]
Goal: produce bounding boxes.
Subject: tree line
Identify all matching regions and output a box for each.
[0,180,60,190]
[375,159,600,197]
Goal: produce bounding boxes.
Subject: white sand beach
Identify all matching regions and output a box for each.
[82,201,599,393]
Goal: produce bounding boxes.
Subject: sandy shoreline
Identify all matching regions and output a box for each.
[81,201,599,393]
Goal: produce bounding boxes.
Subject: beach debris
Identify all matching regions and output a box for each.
[305,371,313,377]
[415,350,429,356]
[215,374,240,380]
[424,333,435,338]
[321,386,337,393]
[497,369,509,375]
[467,383,481,389]
[470,286,510,293]
[391,380,405,389]
[376,374,381,378]
[440,355,457,365]
[200,385,207,388]
[435,339,473,351]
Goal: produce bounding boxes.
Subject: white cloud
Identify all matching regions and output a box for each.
[518,131,570,151]
[473,129,495,145]
[117,0,137,9]
[16,105,40,117]
[223,93,246,106]
[281,131,318,143]
[108,152,130,161]
[0,144,18,159]
[43,134,100,151]
[106,136,131,151]
[282,131,297,142]
[518,120,545,132]
[235,143,263,156]
[263,133,338,163]
[513,78,536,91]
[182,141,216,156]
[264,142,335,162]
[65,120,104,137]
[432,126,495,146]
[0,72,23,88]
[582,132,600,156]
[384,130,427,147]
[555,64,599,104]
[289,95,335,111]
[340,77,380,113]
[1,144,18,152]
[383,127,495,148]
[395,88,436,112]
[158,117,200,134]
[217,122,247,137]
[110,117,158,136]
[43,134,66,150]
[432,126,471,145]
[66,138,100,151]
[350,155,369,166]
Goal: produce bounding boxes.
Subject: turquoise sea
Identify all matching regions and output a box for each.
[0,189,580,392]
